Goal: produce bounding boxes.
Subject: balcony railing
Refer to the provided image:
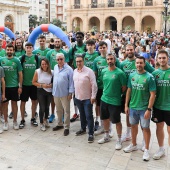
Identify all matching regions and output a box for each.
[71,2,156,9]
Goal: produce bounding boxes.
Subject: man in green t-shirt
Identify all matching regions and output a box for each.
[93,41,120,135]
[0,38,6,57]
[46,37,68,123]
[14,38,25,58]
[123,56,156,161]
[19,42,40,129]
[0,44,23,131]
[33,35,51,60]
[84,39,99,69]
[151,50,170,160]
[98,53,126,151]
[120,44,154,143]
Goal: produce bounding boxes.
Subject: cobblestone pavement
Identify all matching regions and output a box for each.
[0,100,169,170]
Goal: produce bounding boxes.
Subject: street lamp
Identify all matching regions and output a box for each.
[162,0,170,35]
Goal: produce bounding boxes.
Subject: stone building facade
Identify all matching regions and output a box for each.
[0,1,30,33]
[66,0,165,33]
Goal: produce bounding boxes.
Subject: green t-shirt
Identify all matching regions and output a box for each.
[0,66,5,95]
[19,55,40,86]
[0,49,6,58]
[128,71,156,110]
[101,67,127,105]
[14,50,25,58]
[69,44,86,68]
[33,47,51,60]
[120,59,154,79]
[0,57,22,87]
[46,48,68,70]
[93,56,120,89]
[84,51,99,69]
[152,68,170,111]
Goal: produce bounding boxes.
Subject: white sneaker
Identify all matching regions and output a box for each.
[153,148,165,160]
[0,129,3,134]
[0,115,4,123]
[13,121,19,130]
[123,144,138,153]
[94,127,104,136]
[40,124,46,131]
[45,120,50,128]
[115,140,122,150]
[143,149,150,161]
[121,132,132,142]
[3,122,9,131]
[98,137,110,144]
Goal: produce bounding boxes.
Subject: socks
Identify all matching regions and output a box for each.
[127,127,131,134]
[159,146,164,150]
[104,131,109,138]
[109,121,113,132]
[100,120,103,128]
[95,116,100,122]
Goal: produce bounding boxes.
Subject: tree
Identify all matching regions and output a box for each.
[51,18,62,28]
[29,14,38,28]
[39,18,48,25]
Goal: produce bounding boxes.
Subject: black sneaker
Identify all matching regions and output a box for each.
[53,126,64,131]
[35,112,38,119]
[94,121,99,131]
[9,112,13,119]
[19,120,25,129]
[88,135,94,143]
[75,129,86,136]
[31,118,38,126]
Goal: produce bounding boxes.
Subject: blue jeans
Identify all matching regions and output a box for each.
[74,98,94,135]
[129,108,150,128]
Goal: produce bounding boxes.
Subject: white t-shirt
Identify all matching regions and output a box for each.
[36,68,53,92]
[105,39,111,53]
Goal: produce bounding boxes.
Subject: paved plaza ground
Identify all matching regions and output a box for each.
[0,100,169,170]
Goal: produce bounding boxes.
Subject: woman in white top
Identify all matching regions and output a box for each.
[32,58,53,131]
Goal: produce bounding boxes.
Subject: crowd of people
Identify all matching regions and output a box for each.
[0,30,170,162]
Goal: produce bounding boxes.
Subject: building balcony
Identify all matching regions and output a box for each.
[145,1,153,6]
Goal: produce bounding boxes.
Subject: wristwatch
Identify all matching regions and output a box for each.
[147,108,152,111]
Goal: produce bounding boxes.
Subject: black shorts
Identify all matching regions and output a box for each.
[5,87,20,102]
[151,107,170,126]
[20,85,37,102]
[100,100,121,124]
[96,89,103,106]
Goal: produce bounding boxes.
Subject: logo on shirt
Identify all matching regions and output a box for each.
[156,75,160,79]
[98,62,101,65]
[37,53,40,56]
[124,65,127,68]
[168,75,170,79]
[12,62,15,65]
[112,75,115,78]
[85,58,88,61]
[132,78,135,81]
[2,61,5,64]
[143,79,146,82]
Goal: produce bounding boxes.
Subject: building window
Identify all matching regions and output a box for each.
[74,0,80,9]
[125,0,132,7]
[145,0,153,6]
[91,0,98,8]
[108,0,114,7]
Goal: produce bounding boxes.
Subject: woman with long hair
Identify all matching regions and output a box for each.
[32,58,53,131]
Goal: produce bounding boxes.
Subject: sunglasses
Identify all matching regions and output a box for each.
[57,58,63,61]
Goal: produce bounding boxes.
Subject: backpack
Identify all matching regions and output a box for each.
[21,54,39,69]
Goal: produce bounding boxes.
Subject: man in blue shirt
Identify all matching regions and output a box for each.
[52,53,74,136]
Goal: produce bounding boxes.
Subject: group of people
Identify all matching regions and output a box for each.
[0,30,170,162]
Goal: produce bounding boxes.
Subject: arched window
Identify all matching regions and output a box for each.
[74,0,80,9]
[145,0,153,6]
[5,16,13,23]
[125,0,132,7]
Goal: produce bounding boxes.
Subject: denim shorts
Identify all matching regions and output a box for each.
[129,108,150,128]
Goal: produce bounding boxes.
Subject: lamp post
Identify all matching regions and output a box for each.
[163,0,170,35]
[28,14,35,33]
